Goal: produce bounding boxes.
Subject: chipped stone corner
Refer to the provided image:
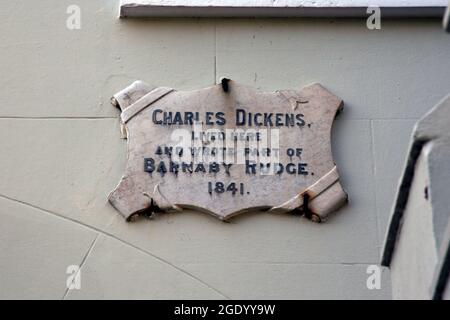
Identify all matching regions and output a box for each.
[269,166,348,222]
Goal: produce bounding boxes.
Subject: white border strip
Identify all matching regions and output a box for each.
[120,0,447,18]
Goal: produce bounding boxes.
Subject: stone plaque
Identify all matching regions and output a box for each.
[109,80,347,222]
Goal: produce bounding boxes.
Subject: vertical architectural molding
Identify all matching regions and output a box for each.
[382,95,450,299]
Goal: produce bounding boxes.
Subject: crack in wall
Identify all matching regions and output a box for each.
[0,193,230,299]
[62,234,100,300]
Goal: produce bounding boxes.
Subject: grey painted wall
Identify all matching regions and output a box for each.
[1,0,450,299]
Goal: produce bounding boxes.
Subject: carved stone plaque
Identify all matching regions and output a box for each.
[109,80,347,222]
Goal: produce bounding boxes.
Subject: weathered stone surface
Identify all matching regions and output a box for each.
[109,81,347,222]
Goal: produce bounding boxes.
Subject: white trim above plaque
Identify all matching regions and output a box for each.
[119,0,447,18]
[109,80,348,222]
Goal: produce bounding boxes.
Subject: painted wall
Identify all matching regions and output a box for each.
[1,0,450,299]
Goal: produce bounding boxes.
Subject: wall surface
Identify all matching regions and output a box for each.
[1,0,450,299]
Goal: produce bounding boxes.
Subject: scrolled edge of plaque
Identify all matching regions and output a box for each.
[108,80,348,223]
